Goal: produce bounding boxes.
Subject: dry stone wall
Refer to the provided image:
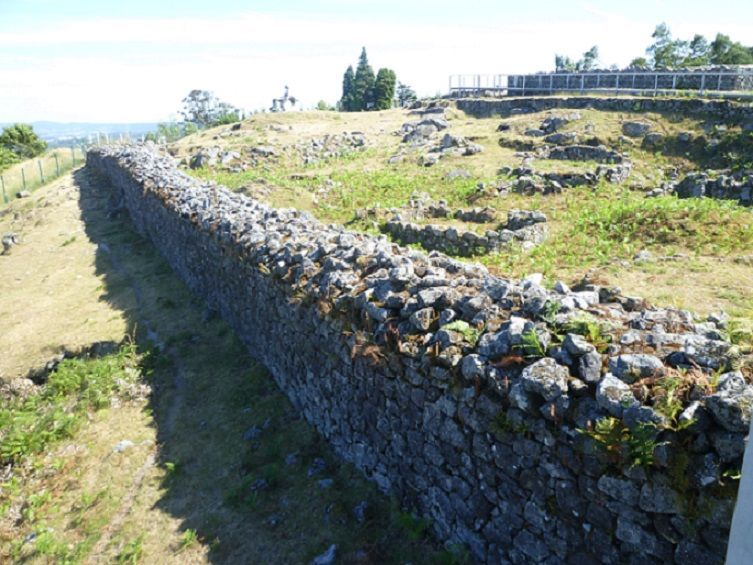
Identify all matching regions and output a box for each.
[87,145,749,564]
[457,96,753,124]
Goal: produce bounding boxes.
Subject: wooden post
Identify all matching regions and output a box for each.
[54,154,60,176]
[549,74,553,94]
[654,74,659,95]
[522,75,526,96]
[700,73,706,94]
[0,175,7,203]
[37,160,45,184]
[21,167,27,192]
[615,73,620,94]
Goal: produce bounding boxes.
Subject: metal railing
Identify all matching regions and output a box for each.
[448,70,753,98]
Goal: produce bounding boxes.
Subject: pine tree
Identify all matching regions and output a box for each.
[340,65,355,111]
[373,68,397,110]
[352,47,375,111]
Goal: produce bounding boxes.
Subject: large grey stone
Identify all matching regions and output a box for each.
[520,357,569,401]
[596,373,638,416]
[608,354,664,383]
[706,384,753,432]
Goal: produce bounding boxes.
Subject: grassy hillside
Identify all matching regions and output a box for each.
[177,104,753,325]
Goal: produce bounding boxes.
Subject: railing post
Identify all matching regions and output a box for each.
[0,175,7,203]
[615,73,620,94]
[580,74,585,93]
[550,74,553,94]
[37,159,45,184]
[566,74,570,91]
[654,74,659,95]
[700,72,706,94]
[718,73,723,91]
[522,75,526,96]
[21,167,27,192]
[632,73,636,89]
[672,74,677,90]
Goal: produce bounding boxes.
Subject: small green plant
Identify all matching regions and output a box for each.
[178,529,199,551]
[559,316,612,352]
[539,299,561,325]
[579,417,665,469]
[116,535,145,564]
[441,320,481,346]
[516,328,547,359]
[61,235,77,246]
[397,511,431,541]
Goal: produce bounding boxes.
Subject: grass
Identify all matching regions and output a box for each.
[2,166,460,564]
[0,146,84,207]
[0,343,142,466]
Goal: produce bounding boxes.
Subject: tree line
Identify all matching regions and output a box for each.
[0,124,47,172]
[339,48,416,111]
[555,23,753,71]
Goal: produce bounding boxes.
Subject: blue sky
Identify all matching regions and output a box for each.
[1,0,751,122]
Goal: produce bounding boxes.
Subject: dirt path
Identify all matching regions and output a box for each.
[0,167,457,564]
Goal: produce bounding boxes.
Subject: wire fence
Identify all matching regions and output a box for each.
[0,146,85,207]
[448,70,753,99]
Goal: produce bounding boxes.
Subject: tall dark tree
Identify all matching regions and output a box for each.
[352,47,376,111]
[710,33,753,64]
[373,68,397,110]
[0,124,47,160]
[339,65,356,111]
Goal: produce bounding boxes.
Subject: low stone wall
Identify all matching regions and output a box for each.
[457,96,753,124]
[648,171,753,204]
[88,145,748,564]
[383,210,548,256]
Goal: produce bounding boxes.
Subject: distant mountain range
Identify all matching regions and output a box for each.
[0,121,160,145]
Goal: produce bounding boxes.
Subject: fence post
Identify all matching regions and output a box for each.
[21,167,27,192]
[700,73,706,94]
[615,74,620,94]
[549,74,553,94]
[37,160,45,184]
[0,175,7,203]
[54,154,60,176]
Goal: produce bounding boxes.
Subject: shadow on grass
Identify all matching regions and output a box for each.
[73,168,463,564]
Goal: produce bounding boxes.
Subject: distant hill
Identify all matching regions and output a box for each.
[0,121,159,145]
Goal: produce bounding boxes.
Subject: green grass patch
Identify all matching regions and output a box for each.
[0,343,142,466]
